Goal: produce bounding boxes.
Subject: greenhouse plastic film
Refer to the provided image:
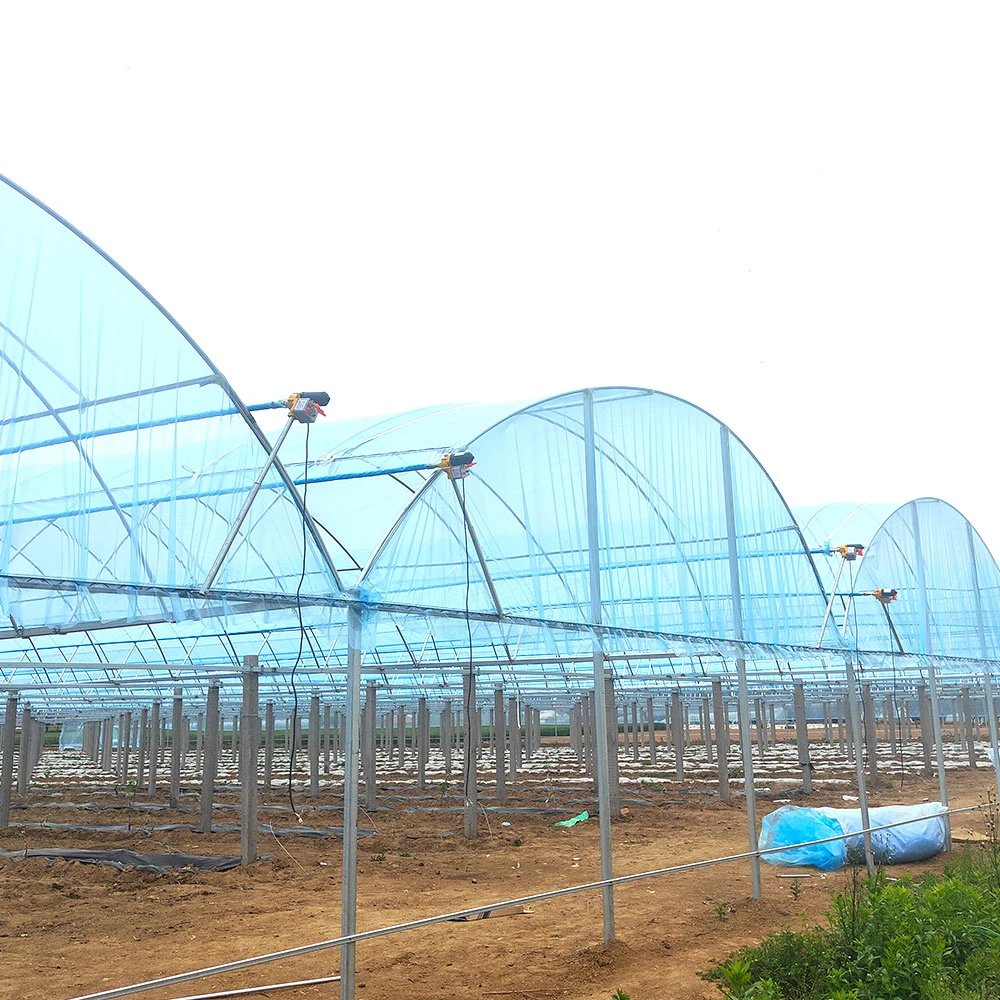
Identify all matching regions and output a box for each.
[760,802,947,871]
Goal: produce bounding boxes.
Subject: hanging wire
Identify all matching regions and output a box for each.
[286,421,311,823]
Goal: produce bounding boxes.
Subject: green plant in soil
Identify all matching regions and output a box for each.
[703,821,1000,1000]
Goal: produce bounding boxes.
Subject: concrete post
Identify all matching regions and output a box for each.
[324,704,332,775]
[148,702,160,796]
[463,669,478,839]
[264,702,275,788]
[416,697,428,790]
[240,663,260,865]
[962,687,977,768]
[138,707,149,790]
[0,695,17,827]
[645,695,657,765]
[605,674,621,816]
[309,695,321,797]
[793,681,812,794]
[712,679,730,803]
[363,682,377,812]
[862,683,878,784]
[170,689,183,808]
[494,688,506,801]
[671,691,684,781]
[199,687,220,834]
[508,697,520,783]
[703,696,713,765]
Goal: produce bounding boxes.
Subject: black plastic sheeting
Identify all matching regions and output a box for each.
[0,848,247,873]
[8,821,378,838]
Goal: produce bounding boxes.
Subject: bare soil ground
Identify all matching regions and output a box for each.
[1,741,996,1000]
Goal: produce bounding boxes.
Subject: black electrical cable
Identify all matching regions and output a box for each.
[287,422,311,822]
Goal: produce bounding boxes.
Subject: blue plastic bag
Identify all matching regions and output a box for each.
[819,803,946,865]
[759,805,847,871]
[760,802,948,871]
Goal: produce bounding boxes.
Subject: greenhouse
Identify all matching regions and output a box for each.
[4,173,1000,1000]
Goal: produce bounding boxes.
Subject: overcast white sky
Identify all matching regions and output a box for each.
[3,4,999,550]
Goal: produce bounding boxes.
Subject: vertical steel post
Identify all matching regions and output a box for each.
[583,387,615,942]
[845,661,875,873]
[721,424,761,900]
[927,662,951,850]
[341,606,364,1000]
[984,672,1000,806]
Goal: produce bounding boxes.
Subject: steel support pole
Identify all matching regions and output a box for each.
[583,387,615,942]
[721,424,761,900]
[984,672,1000,806]
[845,662,875,873]
[927,662,951,850]
[340,606,363,1000]
[734,659,760,895]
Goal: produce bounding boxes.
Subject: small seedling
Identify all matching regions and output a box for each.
[611,990,630,1000]
[371,851,386,863]
[790,878,802,900]
[715,902,728,922]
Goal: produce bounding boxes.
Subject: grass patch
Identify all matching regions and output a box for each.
[703,822,1000,999]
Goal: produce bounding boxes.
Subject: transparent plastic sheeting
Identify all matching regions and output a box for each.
[4,175,1000,719]
[0,175,337,639]
[850,499,1000,660]
[362,389,836,649]
[759,802,948,871]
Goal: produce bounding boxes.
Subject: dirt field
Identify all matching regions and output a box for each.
[1,742,996,1000]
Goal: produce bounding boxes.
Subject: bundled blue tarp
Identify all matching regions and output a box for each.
[759,802,948,871]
